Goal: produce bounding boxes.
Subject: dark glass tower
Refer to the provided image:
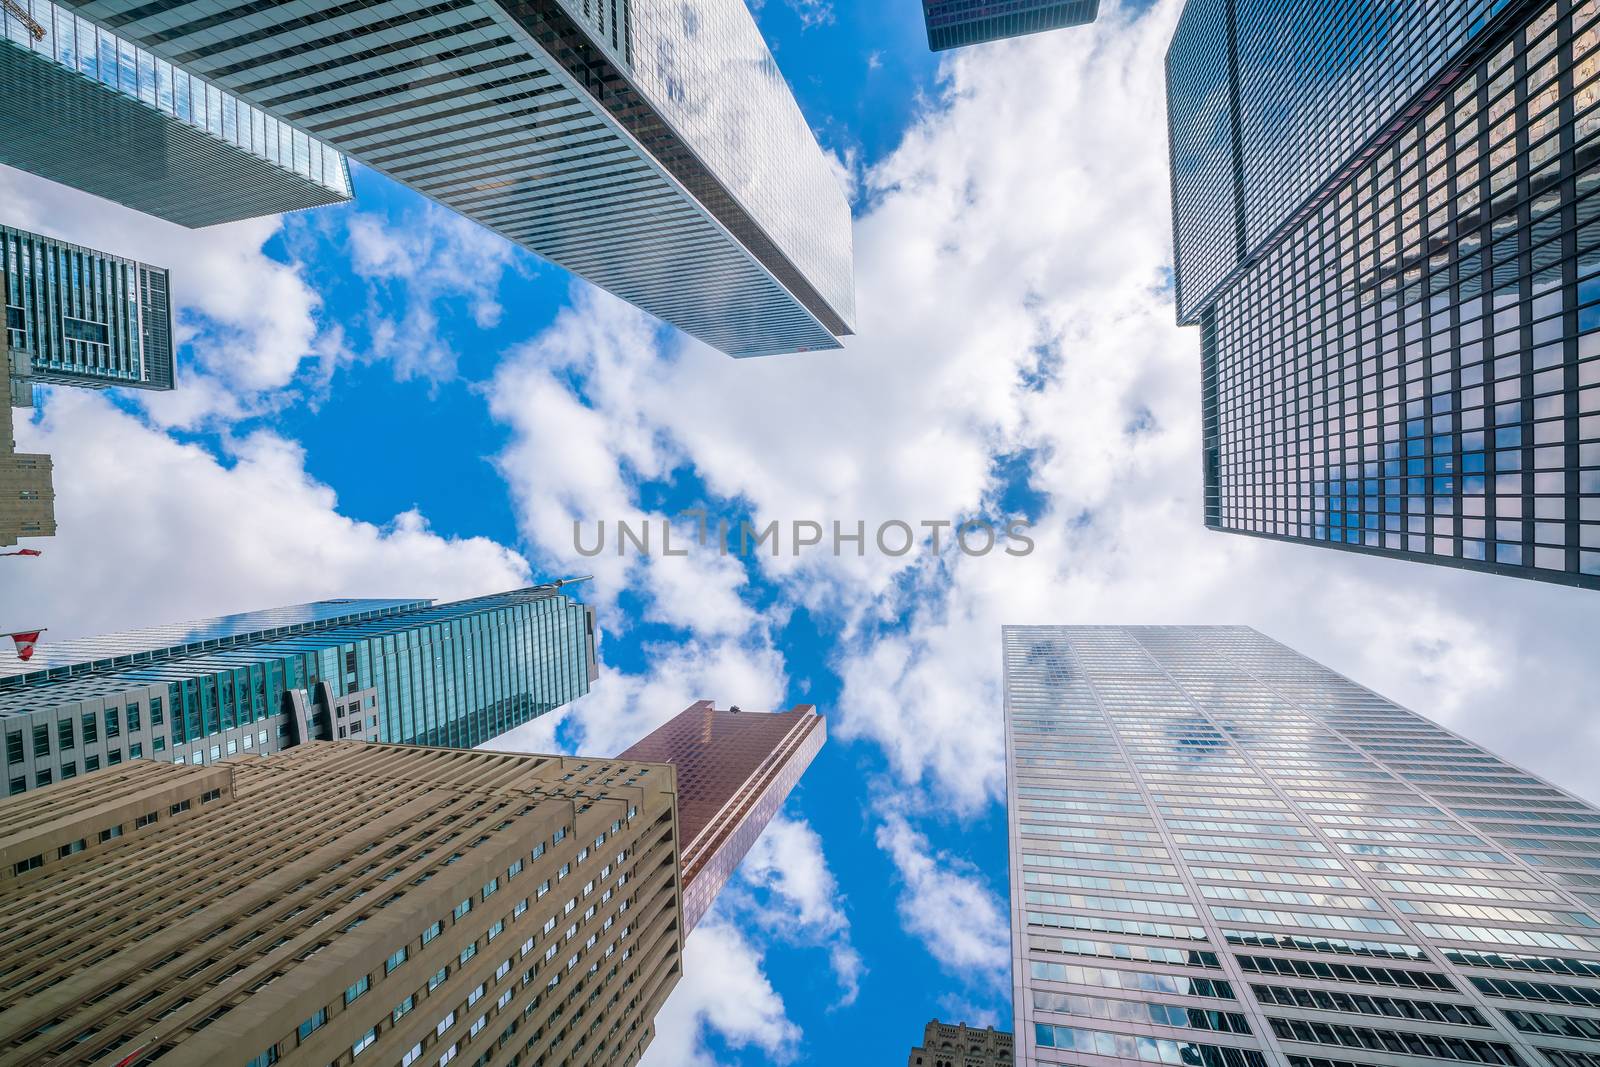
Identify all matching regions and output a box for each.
[1168,0,1600,589]
[3,223,173,396]
[618,700,824,931]
[0,585,598,797]
[1005,625,1600,1067]
[52,0,857,358]
[921,0,1099,51]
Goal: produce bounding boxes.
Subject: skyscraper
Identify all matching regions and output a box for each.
[618,700,824,931]
[0,740,683,1066]
[0,585,598,796]
[922,0,1099,51]
[4,223,174,397]
[57,0,857,358]
[1167,0,1600,590]
[1005,625,1600,1067]
[1,0,352,226]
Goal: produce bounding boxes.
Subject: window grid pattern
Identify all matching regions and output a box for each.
[58,0,854,357]
[1203,0,1600,590]
[920,0,1099,51]
[1005,625,1600,1067]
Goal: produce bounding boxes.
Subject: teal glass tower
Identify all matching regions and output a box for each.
[1168,0,1600,590]
[0,585,599,796]
[49,0,856,358]
[1006,625,1600,1067]
[1,0,351,226]
[922,0,1100,50]
[4,223,173,398]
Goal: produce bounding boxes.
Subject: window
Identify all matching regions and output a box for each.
[482,877,498,900]
[135,812,158,829]
[84,755,99,773]
[4,732,21,764]
[31,723,48,758]
[12,854,42,876]
[150,698,164,726]
[297,1008,327,1041]
[201,788,222,803]
[459,943,477,965]
[422,920,444,945]
[392,995,414,1022]
[435,1011,455,1037]
[428,966,448,991]
[34,768,51,787]
[107,750,122,766]
[452,898,472,920]
[104,709,119,739]
[226,739,237,755]
[57,839,85,859]
[59,764,77,781]
[99,825,123,843]
[127,705,141,731]
[57,719,74,751]
[402,1044,422,1067]
[385,947,408,975]
[344,975,369,1005]
[129,743,142,760]
[208,745,220,761]
[244,1048,278,1067]
[80,713,97,745]
[352,1028,376,1056]
[7,777,23,796]
[153,737,166,753]
[170,800,191,816]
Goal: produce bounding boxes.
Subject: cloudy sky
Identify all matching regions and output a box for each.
[5,1,1599,1063]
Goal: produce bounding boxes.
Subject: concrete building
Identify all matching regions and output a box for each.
[922,0,1099,51]
[54,0,857,358]
[1,0,351,226]
[0,391,54,548]
[907,1019,1015,1067]
[1,586,598,797]
[619,700,825,931]
[1005,624,1600,1067]
[1168,0,1600,589]
[0,740,682,1066]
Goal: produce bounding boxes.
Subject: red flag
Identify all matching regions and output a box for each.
[7,630,44,661]
[0,549,42,557]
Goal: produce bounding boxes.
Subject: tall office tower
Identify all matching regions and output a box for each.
[0,393,54,546]
[0,585,598,797]
[618,700,824,931]
[1004,625,1600,1067]
[4,223,174,397]
[906,1019,1015,1067]
[1167,0,1600,590]
[1,0,351,225]
[0,741,684,1067]
[922,0,1099,51]
[52,0,857,358]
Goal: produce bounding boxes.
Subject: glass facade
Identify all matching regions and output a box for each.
[921,0,1099,51]
[0,587,598,797]
[59,0,856,358]
[3,223,173,394]
[1005,625,1600,1067]
[1172,0,1600,589]
[1,0,350,226]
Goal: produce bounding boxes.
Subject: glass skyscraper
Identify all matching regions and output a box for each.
[4,223,173,396]
[1,0,351,226]
[1005,625,1600,1067]
[57,0,857,358]
[618,700,825,931]
[0,585,598,796]
[922,0,1099,51]
[1168,0,1600,589]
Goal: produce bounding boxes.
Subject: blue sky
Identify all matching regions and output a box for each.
[4,1,1600,1064]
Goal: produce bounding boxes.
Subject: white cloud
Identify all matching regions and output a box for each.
[0,390,528,648]
[738,814,863,1006]
[642,918,801,1067]
[874,808,1009,982]
[1,165,323,411]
